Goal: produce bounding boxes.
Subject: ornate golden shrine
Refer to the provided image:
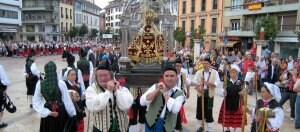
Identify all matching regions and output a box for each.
[128,8,164,66]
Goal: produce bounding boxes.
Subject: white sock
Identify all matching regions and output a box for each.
[207,123,214,131]
[198,120,203,127]
[226,127,230,131]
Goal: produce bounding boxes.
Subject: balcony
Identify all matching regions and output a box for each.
[22,18,46,24]
[224,1,300,17]
[22,5,54,11]
[227,27,255,37]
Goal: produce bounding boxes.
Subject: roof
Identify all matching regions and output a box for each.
[104,0,124,9]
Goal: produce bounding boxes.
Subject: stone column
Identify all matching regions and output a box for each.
[193,39,202,61]
[168,25,174,53]
[256,27,267,57]
[119,28,131,73]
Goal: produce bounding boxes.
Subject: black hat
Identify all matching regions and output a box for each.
[163,66,177,74]
[96,60,111,71]
[66,53,75,64]
[80,48,87,57]
[175,58,182,64]
[203,58,211,63]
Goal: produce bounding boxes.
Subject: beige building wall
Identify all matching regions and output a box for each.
[178,0,223,50]
[59,2,74,41]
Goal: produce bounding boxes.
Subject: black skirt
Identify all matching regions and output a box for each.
[40,102,69,132]
[26,75,39,95]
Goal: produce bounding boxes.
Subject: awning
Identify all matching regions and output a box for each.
[0,29,17,33]
[217,41,239,47]
[274,37,299,43]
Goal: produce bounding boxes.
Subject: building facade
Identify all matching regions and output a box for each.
[59,0,74,41]
[178,0,223,50]
[99,11,106,32]
[223,0,300,58]
[0,0,22,41]
[82,0,101,35]
[74,0,83,28]
[104,0,124,36]
[21,0,60,42]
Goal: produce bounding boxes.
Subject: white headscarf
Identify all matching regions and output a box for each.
[264,82,281,102]
[230,64,241,73]
[63,67,73,81]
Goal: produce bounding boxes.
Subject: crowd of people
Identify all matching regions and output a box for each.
[0,40,300,132]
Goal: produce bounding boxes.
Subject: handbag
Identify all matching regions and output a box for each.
[4,94,16,113]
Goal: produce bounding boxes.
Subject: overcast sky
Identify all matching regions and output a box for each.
[95,0,112,9]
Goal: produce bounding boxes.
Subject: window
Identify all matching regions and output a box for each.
[70,23,72,29]
[211,18,217,33]
[191,0,195,13]
[70,9,72,19]
[230,19,240,31]
[231,0,241,10]
[66,22,68,32]
[111,22,114,27]
[213,0,218,10]
[190,20,195,31]
[182,21,186,31]
[201,0,206,11]
[0,9,18,19]
[61,22,64,31]
[65,8,68,19]
[61,7,63,18]
[201,19,205,28]
[278,15,297,31]
[182,1,186,14]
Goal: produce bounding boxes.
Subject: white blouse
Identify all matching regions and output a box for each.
[33,80,76,118]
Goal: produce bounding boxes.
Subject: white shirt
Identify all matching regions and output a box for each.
[58,67,86,99]
[86,83,133,112]
[0,65,10,85]
[193,69,221,90]
[140,84,184,118]
[256,60,265,75]
[23,62,40,77]
[287,60,294,71]
[177,68,191,89]
[244,71,255,82]
[33,80,76,118]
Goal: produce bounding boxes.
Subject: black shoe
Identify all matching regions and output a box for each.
[295,126,300,129]
[0,123,7,128]
[225,130,230,132]
[30,104,33,108]
[197,127,203,132]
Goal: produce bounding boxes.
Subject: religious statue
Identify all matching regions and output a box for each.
[128,8,164,66]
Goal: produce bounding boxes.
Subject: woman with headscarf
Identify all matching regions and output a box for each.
[218,64,246,132]
[33,61,76,132]
[245,82,284,132]
[63,67,85,132]
[23,50,40,108]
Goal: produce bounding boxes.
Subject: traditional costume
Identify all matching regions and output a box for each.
[85,61,133,132]
[193,58,221,132]
[0,65,10,128]
[33,61,76,132]
[76,49,93,88]
[250,82,284,132]
[23,50,40,107]
[63,68,86,132]
[218,65,246,130]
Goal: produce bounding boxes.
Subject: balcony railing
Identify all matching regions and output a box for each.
[227,0,298,11]
[23,18,46,24]
[23,5,54,11]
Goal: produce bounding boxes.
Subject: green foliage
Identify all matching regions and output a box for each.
[190,26,206,40]
[79,24,88,37]
[255,16,278,40]
[104,27,111,34]
[68,27,78,38]
[173,27,186,47]
[91,28,99,38]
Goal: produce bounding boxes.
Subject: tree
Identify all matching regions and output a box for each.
[190,26,206,40]
[79,24,88,37]
[91,28,99,38]
[255,16,278,40]
[68,27,78,40]
[173,27,186,47]
[104,27,111,34]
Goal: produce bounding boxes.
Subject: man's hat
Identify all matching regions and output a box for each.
[66,53,75,64]
[80,48,87,57]
[96,60,111,71]
[175,58,182,64]
[163,65,177,74]
[203,58,211,63]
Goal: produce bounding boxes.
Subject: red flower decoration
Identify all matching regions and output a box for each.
[117,77,126,86]
[167,53,174,59]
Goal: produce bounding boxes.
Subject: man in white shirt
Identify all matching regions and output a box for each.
[194,58,221,132]
[287,56,294,71]
[140,66,185,131]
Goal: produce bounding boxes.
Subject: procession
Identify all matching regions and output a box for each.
[1,0,300,132]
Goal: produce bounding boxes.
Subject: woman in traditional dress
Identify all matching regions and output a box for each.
[33,61,76,132]
[245,82,284,132]
[63,68,85,132]
[218,64,245,132]
[23,50,40,108]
